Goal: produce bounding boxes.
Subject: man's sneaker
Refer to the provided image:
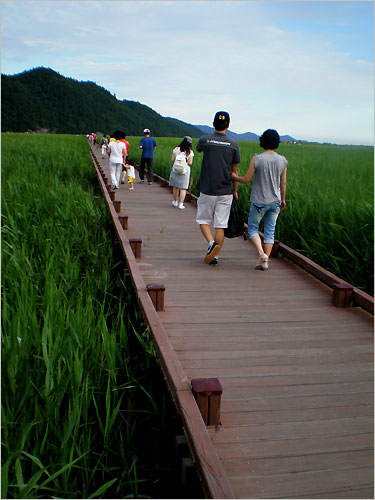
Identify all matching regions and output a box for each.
[209,257,219,266]
[139,180,144,184]
[205,241,221,264]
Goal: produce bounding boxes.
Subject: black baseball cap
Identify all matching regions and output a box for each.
[213,111,230,130]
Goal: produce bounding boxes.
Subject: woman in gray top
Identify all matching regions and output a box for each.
[232,129,287,270]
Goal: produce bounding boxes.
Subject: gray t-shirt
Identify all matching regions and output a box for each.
[196,132,240,196]
[250,151,287,205]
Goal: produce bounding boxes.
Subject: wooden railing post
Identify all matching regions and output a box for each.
[332,283,353,307]
[191,378,222,426]
[129,238,142,258]
[113,200,121,213]
[146,284,165,311]
[119,215,128,230]
[271,240,280,257]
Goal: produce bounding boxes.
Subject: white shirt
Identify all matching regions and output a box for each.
[108,141,126,163]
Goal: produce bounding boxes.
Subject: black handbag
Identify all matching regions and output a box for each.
[224,199,245,238]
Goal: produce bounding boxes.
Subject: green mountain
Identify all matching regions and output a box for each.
[1,67,203,137]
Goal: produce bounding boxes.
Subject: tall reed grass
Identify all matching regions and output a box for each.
[124,136,373,294]
[1,134,166,498]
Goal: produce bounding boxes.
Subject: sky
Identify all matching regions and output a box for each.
[1,0,374,145]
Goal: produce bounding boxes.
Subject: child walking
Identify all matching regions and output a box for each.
[125,160,136,190]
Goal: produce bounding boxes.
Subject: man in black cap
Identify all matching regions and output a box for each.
[195,111,240,265]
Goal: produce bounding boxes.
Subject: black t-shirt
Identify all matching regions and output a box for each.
[196,132,240,195]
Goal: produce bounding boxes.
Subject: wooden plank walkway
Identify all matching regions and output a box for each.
[92,148,373,499]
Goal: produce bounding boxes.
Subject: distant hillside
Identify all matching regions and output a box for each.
[196,125,297,143]
[1,67,203,137]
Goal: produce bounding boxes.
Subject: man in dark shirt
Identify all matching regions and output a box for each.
[195,111,240,265]
[139,128,157,184]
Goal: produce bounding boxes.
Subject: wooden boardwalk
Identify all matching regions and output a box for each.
[92,148,373,499]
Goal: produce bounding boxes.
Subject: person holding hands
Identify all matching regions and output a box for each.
[232,129,287,270]
[195,111,240,265]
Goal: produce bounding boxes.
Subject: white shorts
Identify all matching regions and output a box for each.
[196,193,233,228]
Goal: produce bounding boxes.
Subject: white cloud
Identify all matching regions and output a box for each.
[1,0,373,144]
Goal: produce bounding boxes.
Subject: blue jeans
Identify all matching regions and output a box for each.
[248,202,281,244]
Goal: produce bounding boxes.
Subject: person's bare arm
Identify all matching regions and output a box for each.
[280,167,287,210]
[232,156,255,184]
[231,163,239,200]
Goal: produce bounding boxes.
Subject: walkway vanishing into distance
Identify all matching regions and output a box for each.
[91,146,373,499]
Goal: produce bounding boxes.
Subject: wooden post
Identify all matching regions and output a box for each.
[146,284,165,311]
[332,283,353,307]
[160,179,168,187]
[181,457,195,487]
[129,238,142,258]
[191,378,222,426]
[109,191,115,201]
[106,184,111,192]
[113,200,121,213]
[271,240,280,258]
[119,215,128,230]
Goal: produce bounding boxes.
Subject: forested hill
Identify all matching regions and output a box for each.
[1,67,203,137]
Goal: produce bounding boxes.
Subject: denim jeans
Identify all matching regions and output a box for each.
[248,202,281,244]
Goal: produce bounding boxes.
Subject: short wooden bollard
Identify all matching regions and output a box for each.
[160,179,168,187]
[332,283,353,308]
[113,200,121,213]
[129,238,142,258]
[119,215,128,230]
[109,191,115,201]
[191,378,222,426]
[106,184,111,192]
[146,284,165,311]
[271,240,280,257]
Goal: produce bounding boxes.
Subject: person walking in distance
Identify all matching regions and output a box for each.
[125,159,136,190]
[100,134,108,158]
[121,134,130,183]
[169,136,194,210]
[107,131,126,189]
[231,129,287,270]
[195,111,240,265]
[139,128,157,184]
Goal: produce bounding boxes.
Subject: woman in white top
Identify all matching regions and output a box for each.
[107,131,126,189]
[169,136,194,209]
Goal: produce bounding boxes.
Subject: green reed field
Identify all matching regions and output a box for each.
[125,136,373,295]
[1,133,176,498]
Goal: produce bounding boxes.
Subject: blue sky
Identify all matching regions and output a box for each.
[1,0,374,145]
